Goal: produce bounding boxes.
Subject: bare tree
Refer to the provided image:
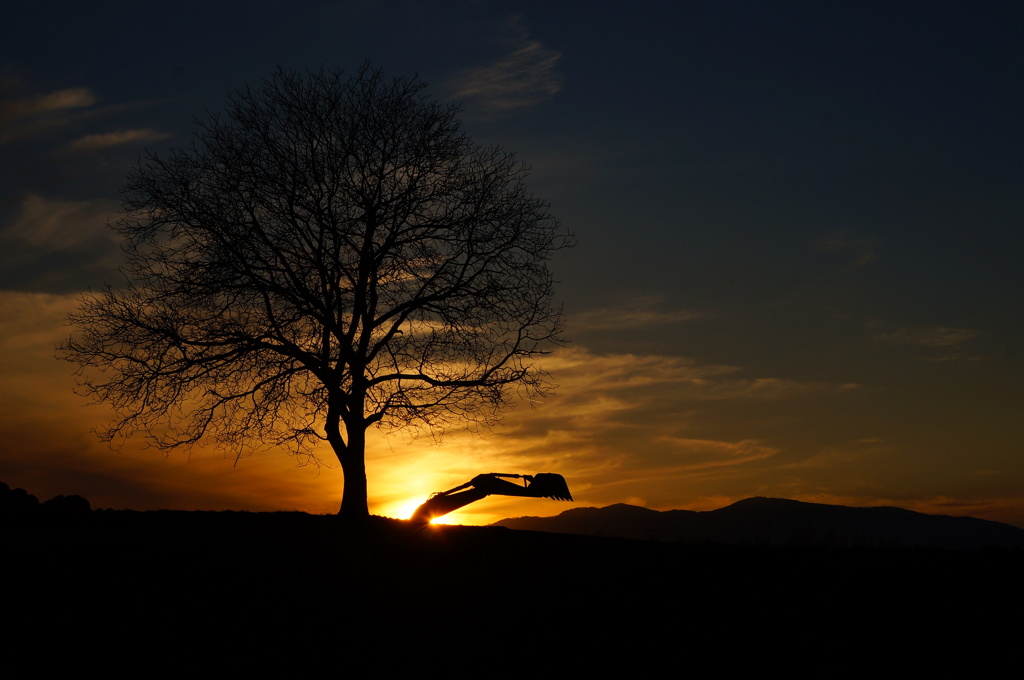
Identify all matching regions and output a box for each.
[60,65,571,519]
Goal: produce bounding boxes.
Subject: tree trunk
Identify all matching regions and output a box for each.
[338,443,369,519]
[326,400,370,520]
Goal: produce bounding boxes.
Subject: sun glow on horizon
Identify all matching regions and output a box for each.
[377,496,468,524]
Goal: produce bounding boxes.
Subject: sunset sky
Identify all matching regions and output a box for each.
[2,1,1023,526]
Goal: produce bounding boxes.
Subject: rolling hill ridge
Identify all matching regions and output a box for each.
[493,497,1024,550]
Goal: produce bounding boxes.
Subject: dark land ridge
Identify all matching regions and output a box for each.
[493,496,1024,550]
[3,482,1020,656]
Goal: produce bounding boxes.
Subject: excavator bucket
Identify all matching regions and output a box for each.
[527,473,573,501]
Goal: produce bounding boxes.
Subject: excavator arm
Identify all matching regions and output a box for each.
[409,473,572,524]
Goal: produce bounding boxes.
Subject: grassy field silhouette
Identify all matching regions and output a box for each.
[6,497,1020,657]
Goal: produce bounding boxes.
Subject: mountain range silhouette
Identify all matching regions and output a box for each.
[493,497,1024,550]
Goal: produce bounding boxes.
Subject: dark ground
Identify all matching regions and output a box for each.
[5,510,1020,663]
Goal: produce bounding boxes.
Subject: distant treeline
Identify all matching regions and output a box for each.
[0,481,90,514]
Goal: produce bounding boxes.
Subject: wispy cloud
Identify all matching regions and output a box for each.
[3,194,117,251]
[449,19,562,115]
[0,291,82,359]
[875,325,982,348]
[818,229,879,268]
[0,87,96,119]
[654,437,779,473]
[0,87,97,143]
[68,128,169,151]
[540,347,858,404]
[0,194,121,291]
[569,298,702,332]
[873,325,984,361]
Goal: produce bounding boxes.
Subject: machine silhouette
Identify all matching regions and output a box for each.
[410,473,572,524]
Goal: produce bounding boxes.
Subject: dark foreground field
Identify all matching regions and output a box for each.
[5,510,1020,661]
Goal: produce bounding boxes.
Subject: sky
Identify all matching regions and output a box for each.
[2,1,1023,526]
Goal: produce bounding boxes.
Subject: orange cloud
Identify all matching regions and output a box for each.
[68,128,169,151]
[0,87,96,120]
[448,18,562,115]
[0,87,97,143]
[4,194,118,250]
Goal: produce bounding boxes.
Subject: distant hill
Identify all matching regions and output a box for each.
[492,497,1024,550]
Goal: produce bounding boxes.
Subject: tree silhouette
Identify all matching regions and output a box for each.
[60,65,571,519]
